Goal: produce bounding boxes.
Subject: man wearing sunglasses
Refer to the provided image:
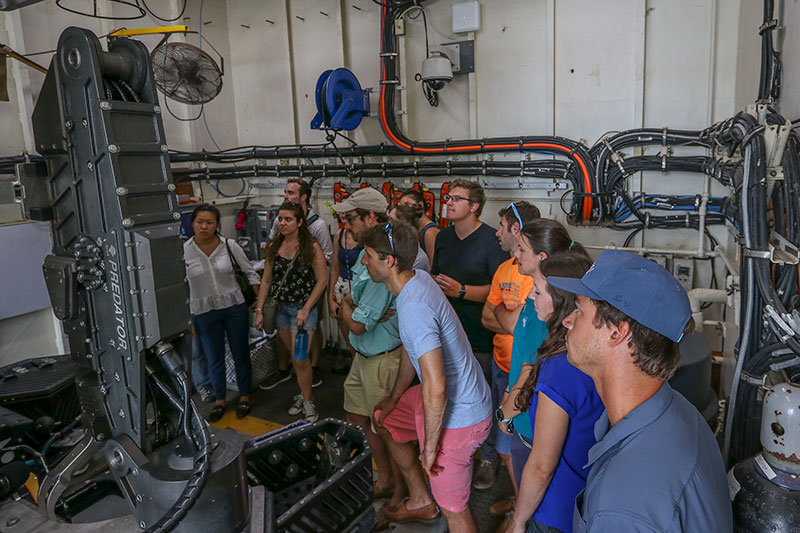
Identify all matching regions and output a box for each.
[363,221,491,533]
[478,201,542,507]
[432,178,508,487]
[330,187,406,505]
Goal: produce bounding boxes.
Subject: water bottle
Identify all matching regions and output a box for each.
[294,328,309,360]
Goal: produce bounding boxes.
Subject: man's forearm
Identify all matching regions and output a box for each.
[464,283,491,303]
[481,303,503,333]
[421,379,447,458]
[493,303,523,335]
[340,300,367,335]
[390,349,416,400]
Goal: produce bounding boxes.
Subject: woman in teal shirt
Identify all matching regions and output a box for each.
[496,219,583,486]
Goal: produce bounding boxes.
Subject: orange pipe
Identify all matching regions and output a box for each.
[378,7,592,220]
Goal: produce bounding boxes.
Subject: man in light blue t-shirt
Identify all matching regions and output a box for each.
[362,221,491,533]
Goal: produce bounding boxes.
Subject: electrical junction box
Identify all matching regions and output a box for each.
[239,205,277,260]
[672,257,694,292]
[452,1,480,33]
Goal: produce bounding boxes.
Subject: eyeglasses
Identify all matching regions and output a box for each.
[339,213,359,225]
[507,202,523,230]
[383,221,396,254]
[443,194,470,204]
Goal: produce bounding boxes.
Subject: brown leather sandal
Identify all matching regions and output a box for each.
[384,498,440,522]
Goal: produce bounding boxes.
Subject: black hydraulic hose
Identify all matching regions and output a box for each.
[758,0,781,102]
[781,135,800,242]
[169,143,409,163]
[758,0,771,100]
[592,129,709,219]
[172,159,576,187]
[146,379,211,533]
[603,156,713,199]
[145,365,185,414]
[143,347,213,533]
[179,377,194,451]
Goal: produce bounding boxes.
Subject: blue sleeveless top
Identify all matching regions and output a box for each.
[337,228,362,281]
[420,222,438,245]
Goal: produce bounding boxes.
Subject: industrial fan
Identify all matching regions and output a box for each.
[311,68,369,131]
[151,41,223,105]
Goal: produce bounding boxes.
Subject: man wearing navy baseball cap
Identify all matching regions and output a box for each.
[548,250,732,532]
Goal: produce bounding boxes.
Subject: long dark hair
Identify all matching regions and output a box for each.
[519,218,587,257]
[265,202,316,267]
[400,188,437,222]
[516,251,592,412]
[391,204,424,229]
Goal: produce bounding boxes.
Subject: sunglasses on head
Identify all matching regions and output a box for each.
[383,221,395,254]
[507,202,523,230]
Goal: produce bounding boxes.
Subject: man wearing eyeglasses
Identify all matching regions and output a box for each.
[432,178,508,487]
[330,187,407,507]
[363,221,491,533]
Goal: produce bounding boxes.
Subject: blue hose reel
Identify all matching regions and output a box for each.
[310,68,369,131]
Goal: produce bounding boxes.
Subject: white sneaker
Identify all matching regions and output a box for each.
[288,394,304,415]
[302,400,319,422]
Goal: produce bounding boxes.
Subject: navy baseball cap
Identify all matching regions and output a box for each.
[547,250,691,342]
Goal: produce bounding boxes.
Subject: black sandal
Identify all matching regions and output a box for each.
[236,401,251,419]
[209,404,226,422]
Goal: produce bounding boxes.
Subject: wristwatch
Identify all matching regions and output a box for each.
[494,407,512,424]
[457,283,466,299]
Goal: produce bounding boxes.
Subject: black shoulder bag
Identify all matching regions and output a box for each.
[225,239,257,307]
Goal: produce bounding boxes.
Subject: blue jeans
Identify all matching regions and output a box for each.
[480,357,511,462]
[193,303,252,400]
[191,335,210,389]
[276,301,319,330]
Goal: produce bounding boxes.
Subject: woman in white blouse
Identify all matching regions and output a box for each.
[184,204,260,422]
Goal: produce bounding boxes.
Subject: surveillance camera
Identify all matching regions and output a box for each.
[421,52,453,91]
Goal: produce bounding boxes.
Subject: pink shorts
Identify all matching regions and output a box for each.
[375,385,491,512]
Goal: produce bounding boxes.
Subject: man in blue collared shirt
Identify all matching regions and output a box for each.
[549,251,732,532]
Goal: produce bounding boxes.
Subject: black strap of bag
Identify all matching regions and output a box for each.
[260,252,298,333]
[225,239,257,306]
[269,251,299,300]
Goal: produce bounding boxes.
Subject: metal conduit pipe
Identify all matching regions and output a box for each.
[583,244,719,259]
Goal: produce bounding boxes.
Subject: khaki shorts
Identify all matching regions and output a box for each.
[343,346,402,419]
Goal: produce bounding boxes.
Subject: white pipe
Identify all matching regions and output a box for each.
[584,244,718,258]
[688,288,728,332]
[714,244,738,275]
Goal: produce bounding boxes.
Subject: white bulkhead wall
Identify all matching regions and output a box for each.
[0,0,773,364]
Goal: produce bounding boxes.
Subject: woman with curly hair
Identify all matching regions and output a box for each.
[504,252,604,533]
[255,202,327,422]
